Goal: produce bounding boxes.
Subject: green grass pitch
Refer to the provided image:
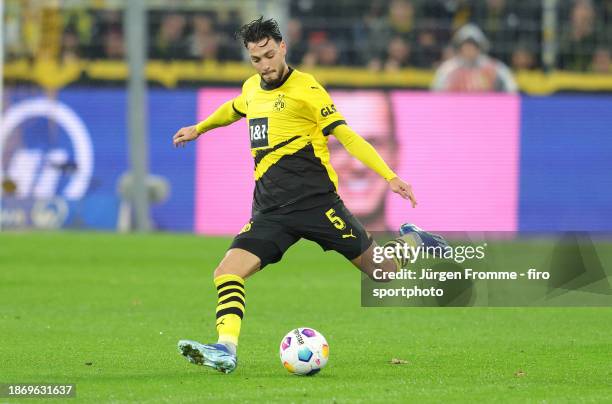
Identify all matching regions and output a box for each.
[1,232,611,403]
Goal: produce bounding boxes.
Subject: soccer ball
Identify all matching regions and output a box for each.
[279,327,329,375]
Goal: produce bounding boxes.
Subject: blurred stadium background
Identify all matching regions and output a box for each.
[0,0,611,233]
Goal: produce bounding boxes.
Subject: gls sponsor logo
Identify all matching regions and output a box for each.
[0,98,94,200]
[320,104,337,117]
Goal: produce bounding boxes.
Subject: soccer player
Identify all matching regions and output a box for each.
[173,17,445,373]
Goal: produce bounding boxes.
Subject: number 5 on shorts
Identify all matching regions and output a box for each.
[325,208,346,230]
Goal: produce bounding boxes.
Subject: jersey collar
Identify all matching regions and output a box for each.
[260,66,294,91]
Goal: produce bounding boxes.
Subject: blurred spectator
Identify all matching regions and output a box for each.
[215,9,243,61]
[103,27,125,60]
[383,36,412,71]
[559,0,601,71]
[361,0,387,28]
[188,13,220,61]
[412,22,442,68]
[432,23,517,92]
[90,9,123,58]
[286,18,309,66]
[36,6,64,60]
[20,5,42,59]
[387,0,416,37]
[511,44,537,71]
[440,0,474,31]
[151,12,188,60]
[62,7,95,57]
[303,34,341,67]
[317,41,341,66]
[363,0,417,69]
[61,30,81,63]
[474,0,512,38]
[591,48,611,74]
[604,0,612,37]
[289,0,355,19]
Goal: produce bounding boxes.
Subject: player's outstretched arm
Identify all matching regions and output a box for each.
[173,99,244,147]
[331,124,417,207]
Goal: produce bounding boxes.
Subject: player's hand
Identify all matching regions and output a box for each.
[389,177,417,208]
[173,125,200,148]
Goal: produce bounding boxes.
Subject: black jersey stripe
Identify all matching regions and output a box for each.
[322,119,347,136]
[253,143,336,213]
[254,135,301,166]
[232,101,246,117]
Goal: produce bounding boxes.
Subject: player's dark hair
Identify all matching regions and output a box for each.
[235,16,282,48]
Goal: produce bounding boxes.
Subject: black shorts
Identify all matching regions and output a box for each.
[229,195,372,268]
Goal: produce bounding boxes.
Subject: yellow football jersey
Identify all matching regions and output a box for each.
[232,68,346,213]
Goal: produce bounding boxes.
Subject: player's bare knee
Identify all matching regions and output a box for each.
[213,248,261,279]
[213,264,230,278]
[213,262,256,279]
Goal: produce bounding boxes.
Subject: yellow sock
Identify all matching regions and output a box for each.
[214,274,245,346]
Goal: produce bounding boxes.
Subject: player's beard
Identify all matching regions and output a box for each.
[262,65,288,87]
